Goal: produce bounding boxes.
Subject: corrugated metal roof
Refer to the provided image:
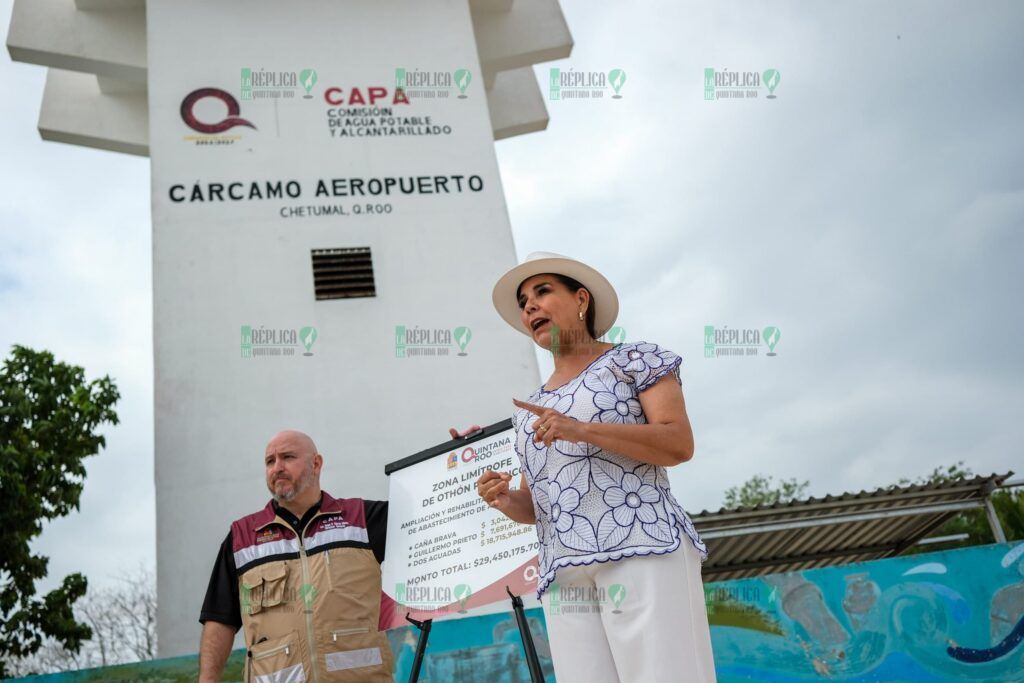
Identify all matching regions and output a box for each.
[689,472,1012,582]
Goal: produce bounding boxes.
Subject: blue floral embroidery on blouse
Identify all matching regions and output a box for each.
[513,341,708,597]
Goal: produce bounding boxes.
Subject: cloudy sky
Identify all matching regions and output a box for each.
[2,0,1022,599]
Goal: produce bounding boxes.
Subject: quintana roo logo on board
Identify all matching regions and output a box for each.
[446,447,478,470]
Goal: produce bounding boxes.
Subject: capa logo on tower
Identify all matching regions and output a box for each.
[323,85,458,139]
[324,86,410,107]
[180,88,256,145]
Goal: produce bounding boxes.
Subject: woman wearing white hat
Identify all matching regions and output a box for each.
[453,252,716,683]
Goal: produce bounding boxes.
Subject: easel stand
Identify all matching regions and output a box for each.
[404,589,545,683]
[405,613,432,683]
[507,586,545,683]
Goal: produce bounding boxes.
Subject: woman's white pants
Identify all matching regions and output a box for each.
[540,540,717,683]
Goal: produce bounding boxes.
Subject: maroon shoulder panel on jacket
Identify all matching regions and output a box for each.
[318,492,366,531]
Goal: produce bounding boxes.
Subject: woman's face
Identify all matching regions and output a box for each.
[517,273,586,349]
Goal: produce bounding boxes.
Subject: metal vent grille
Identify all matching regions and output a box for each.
[311,247,376,300]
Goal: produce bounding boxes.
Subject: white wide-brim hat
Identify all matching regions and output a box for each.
[492,252,619,337]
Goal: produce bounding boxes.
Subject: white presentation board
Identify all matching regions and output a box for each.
[381,420,539,627]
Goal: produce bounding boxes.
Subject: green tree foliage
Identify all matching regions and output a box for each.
[898,462,1023,554]
[723,474,810,509]
[896,462,975,487]
[0,345,120,677]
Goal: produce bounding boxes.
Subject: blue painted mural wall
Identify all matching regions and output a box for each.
[705,541,1024,682]
[7,542,1023,682]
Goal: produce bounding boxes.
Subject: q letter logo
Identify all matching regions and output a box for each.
[180,88,256,134]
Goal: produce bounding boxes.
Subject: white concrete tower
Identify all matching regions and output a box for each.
[8,0,571,656]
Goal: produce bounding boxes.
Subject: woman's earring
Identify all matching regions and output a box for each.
[578,311,584,321]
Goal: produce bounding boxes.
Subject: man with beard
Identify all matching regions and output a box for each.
[197,430,394,682]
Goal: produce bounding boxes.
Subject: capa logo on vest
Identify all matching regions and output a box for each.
[319,517,350,532]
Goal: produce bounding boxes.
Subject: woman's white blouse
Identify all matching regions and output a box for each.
[513,341,708,597]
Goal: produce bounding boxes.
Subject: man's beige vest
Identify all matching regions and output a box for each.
[232,493,395,682]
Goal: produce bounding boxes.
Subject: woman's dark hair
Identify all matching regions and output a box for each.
[553,274,598,340]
